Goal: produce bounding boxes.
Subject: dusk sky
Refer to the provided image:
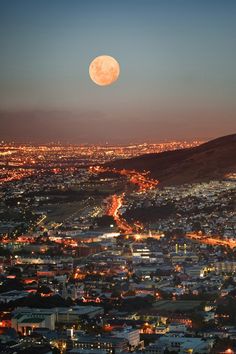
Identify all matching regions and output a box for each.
[0,0,236,143]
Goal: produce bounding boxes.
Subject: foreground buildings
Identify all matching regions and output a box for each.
[0,142,235,353]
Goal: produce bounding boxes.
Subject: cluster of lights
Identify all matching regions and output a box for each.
[90,166,159,234]
[187,232,236,249]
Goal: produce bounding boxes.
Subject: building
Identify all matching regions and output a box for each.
[112,327,140,350]
[0,290,29,304]
[12,309,56,335]
[144,336,214,354]
[11,306,103,333]
[215,261,236,274]
[57,306,104,323]
[73,334,129,354]
[68,350,107,354]
[168,323,187,333]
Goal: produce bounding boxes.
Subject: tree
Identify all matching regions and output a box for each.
[0,278,24,293]
[222,276,236,288]
[0,247,11,257]
[9,266,22,279]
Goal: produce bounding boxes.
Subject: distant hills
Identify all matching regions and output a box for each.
[107,134,236,186]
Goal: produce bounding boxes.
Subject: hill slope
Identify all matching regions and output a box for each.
[107,134,236,185]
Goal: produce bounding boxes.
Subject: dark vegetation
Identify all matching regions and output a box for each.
[108,134,236,185]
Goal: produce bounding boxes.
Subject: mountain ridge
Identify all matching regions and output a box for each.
[107,134,236,186]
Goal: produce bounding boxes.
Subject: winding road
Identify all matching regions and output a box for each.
[90,166,159,234]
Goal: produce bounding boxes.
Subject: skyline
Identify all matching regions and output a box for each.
[0,0,236,143]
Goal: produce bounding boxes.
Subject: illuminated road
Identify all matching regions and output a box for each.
[186,233,236,249]
[90,166,235,246]
[90,166,158,192]
[90,166,159,234]
[107,194,133,234]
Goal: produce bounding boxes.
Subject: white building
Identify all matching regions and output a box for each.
[145,336,214,354]
[112,327,140,349]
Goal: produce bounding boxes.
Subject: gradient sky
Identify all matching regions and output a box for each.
[0,0,235,143]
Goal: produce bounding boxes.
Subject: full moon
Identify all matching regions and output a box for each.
[89,55,120,86]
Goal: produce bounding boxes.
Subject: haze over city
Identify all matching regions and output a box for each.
[0,0,236,142]
[0,1,236,354]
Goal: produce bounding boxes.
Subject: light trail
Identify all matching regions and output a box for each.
[107,194,133,234]
[186,233,236,249]
[90,165,159,234]
[90,166,159,192]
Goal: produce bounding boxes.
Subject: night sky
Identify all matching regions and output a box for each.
[0,0,235,143]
